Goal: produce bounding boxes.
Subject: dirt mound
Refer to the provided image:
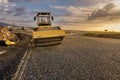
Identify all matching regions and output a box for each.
[0,27,17,41]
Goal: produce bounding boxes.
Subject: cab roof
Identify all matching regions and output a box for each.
[37,12,50,16]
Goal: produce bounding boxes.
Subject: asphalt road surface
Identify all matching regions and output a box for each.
[15,34,120,80]
[0,34,31,80]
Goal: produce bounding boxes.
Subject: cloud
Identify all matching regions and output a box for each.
[0,0,16,14]
[8,0,21,2]
[0,0,38,26]
[24,0,57,3]
[50,5,92,16]
[49,0,113,7]
[0,0,119,31]
[74,0,113,6]
[2,0,41,3]
[0,0,8,4]
[24,0,41,2]
[1,0,37,3]
[50,2,120,31]
[50,5,91,26]
[88,3,120,20]
[13,7,26,16]
[50,0,113,7]
[0,0,9,12]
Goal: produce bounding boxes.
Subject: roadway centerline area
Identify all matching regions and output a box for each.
[15,35,120,80]
[0,50,7,55]
[12,50,32,80]
[0,34,31,80]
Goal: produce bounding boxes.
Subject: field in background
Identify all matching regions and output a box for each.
[83,31,120,39]
[66,30,120,39]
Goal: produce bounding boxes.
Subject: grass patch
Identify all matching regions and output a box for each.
[83,31,120,39]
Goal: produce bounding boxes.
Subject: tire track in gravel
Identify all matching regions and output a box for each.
[12,44,32,80]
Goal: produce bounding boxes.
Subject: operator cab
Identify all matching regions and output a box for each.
[34,12,54,26]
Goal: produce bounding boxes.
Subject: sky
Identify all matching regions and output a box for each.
[0,0,120,31]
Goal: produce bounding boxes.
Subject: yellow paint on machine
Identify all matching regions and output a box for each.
[5,40,15,45]
[32,30,66,39]
[37,26,51,28]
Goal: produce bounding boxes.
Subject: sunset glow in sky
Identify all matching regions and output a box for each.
[0,0,120,31]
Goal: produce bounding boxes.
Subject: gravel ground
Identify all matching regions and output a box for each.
[19,35,120,80]
[0,34,31,80]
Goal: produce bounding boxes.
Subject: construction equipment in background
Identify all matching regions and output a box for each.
[32,12,66,47]
[0,27,18,46]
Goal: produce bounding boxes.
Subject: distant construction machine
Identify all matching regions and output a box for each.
[32,12,66,47]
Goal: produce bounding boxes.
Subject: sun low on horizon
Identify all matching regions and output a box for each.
[0,0,120,32]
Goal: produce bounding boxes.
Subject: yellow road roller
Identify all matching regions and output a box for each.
[32,12,66,47]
